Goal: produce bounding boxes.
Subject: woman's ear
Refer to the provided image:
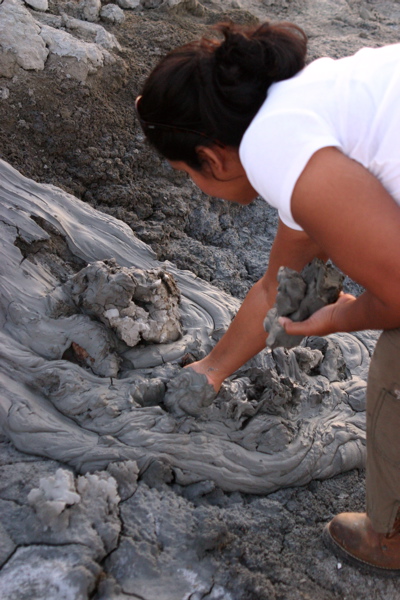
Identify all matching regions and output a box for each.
[196,146,225,178]
[196,145,246,182]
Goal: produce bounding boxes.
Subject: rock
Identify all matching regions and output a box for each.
[141,0,162,6]
[164,0,205,13]
[141,459,174,489]
[24,0,48,10]
[81,0,101,22]
[100,3,125,23]
[31,11,63,27]
[0,87,10,100]
[116,0,140,8]
[39,23,115,82]
[62,14,122,50]
[0,0,49,77]
[0,0,119,81]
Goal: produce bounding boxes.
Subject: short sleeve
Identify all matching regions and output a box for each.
[239,109,341,230]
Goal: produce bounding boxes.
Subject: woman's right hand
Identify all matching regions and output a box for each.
[279,293,356,338]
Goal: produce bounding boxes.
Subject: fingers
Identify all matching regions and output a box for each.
[278,305,334,337]
[278,315,314,336]
[278,293,358,338]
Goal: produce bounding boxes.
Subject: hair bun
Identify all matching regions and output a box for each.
[138,20,307,164]
[213,21,307,88]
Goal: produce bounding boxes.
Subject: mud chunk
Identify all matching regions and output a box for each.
[66,259,182,347]
[264,259,344,349]
[163,368,216,417]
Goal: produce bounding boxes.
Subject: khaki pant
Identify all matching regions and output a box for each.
[366,327,400,533]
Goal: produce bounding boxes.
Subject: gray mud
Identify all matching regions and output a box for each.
[0,158,371,489]
[163,368,217,417]
[265,259,344,349]
[1,1,400,599]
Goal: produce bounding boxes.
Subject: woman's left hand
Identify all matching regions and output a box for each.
[278,293,356,338]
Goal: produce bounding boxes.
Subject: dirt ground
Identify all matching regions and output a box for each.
[1,0,400,598]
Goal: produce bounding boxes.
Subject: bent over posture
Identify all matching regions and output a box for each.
[136,21,400,573]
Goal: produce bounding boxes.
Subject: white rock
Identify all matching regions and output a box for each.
[31,12,63,27]
[116,0,140,8]
[94,26,122,49]
[105,308,120,319]
[24,0,48,10]
[81,0,101,22]
[39,24,103,64]
[163,0,204,8]
[0,0,49,76]
[39,23,115,82]
[141,0,162,7]
[62,14,122,50]
[100,3,125,23]
[0,87,10,100]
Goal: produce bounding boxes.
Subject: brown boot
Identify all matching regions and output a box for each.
[323,512,400,575]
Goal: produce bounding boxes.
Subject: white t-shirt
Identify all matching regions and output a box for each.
[239,44,400,230]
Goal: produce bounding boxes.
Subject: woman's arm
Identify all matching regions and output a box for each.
[190,219,327,390]
[282,147,400,338]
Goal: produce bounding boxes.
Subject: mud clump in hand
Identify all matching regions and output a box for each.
[264,258,344,349]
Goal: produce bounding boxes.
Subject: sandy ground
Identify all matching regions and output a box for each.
[1,0,400,598]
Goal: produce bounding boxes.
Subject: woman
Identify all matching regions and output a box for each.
[136,21,400,573]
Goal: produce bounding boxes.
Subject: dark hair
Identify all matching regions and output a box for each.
[137,21,307,169]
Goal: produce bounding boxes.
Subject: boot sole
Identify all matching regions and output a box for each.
[322,524,400,577]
